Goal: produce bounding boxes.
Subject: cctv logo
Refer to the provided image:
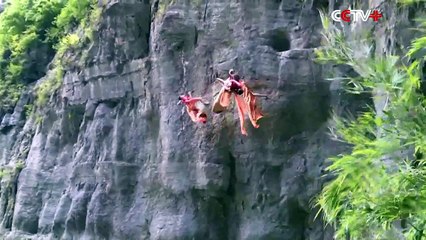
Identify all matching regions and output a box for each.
[331,9,383,23]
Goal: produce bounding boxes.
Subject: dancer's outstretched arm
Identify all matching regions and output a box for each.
[216,78,226,85]
[252,93,269,98]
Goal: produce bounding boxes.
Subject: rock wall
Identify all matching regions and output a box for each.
[0,0,418,239]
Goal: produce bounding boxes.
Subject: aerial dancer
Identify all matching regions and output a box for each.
[212,69,266,136]
[178,92,209,124]
[213,69,242,113]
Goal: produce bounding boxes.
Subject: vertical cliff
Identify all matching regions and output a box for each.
[0,0,418,239]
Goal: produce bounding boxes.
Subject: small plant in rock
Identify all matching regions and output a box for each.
[0,160,24,180]
[35,112,44,125]
[0,168,9,179]
[23,104,33,118]
[157,0,176,17]
[35,66,63,107]
[14,160,24,172]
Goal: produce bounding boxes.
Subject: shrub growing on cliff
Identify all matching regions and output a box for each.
[35,0,102,108]
[315,3,426,240]
[0,0,63,109]
[0,0,101,110]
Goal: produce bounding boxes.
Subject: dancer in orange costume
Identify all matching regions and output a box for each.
[213,69,266,135]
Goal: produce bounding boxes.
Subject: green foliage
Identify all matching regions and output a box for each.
[35,112,43,125]
[315,8,426,240]
[0,0,64,109]
[0,0,101,110]
[36,66,63,107]
[0,168,9,178]
[57,34,80,57]
[34,0,101,107]
[0,160,25,179]
[23,104,34,118]
[157,0,176,17]
[397,0,426,5]
[55,0,93,33]
[14,160,24,172]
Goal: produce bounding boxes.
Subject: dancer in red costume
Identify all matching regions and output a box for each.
[178,92,209,124]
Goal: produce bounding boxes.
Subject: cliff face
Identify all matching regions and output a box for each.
[0,0,416,239]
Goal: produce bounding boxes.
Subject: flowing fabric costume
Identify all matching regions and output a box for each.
[181,96,208,124]
[213,81,264,135]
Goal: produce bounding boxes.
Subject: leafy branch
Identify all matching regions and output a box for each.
[315,5,426,240]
